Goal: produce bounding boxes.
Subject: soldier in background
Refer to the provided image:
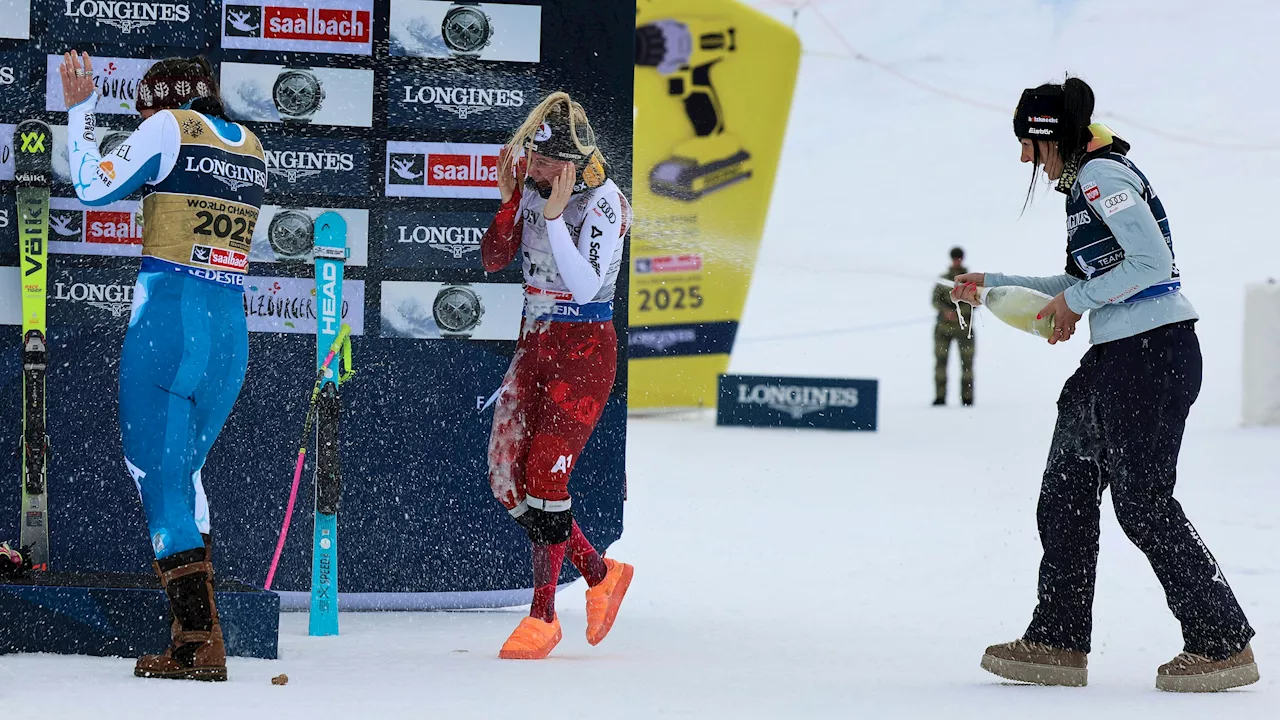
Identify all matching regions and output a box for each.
[933,247,974,406]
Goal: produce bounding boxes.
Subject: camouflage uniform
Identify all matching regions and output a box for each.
[933,266,974,404]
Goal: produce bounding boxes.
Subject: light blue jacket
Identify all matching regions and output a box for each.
[987,157,1198,344]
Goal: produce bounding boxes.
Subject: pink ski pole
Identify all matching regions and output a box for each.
[265,324,352,591]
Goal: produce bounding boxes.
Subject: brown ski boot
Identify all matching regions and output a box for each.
[135,548,227,682]
[1156,644,1259,692]
[981,639,1088,687]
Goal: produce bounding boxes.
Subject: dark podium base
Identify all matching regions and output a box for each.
[0,571,278,659]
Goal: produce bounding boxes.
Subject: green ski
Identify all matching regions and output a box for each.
[14,119,52,571]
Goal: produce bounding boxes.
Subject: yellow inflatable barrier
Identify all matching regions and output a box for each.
[630,0,800,409]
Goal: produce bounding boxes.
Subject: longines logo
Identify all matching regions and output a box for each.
[396,224,482,259]
[184,155,268,191]
[399,85,524,119]
[264,149,354,183]
[735,384,859,420]
[54,280,135,318]
[63,1,191,33]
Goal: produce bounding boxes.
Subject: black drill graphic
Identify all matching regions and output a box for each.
[636,18,753,201]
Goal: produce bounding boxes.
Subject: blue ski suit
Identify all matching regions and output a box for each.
[67,96,266,559]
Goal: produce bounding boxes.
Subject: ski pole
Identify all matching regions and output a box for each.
[265,323,353,591]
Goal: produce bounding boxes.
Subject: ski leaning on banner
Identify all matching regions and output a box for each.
[59,50,267,682]
[480,92,635,660]
[309,211,350,637]
[14,119,52,572]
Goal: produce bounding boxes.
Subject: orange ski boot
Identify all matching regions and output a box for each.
[585,558,634,646]
[499,615,563,660]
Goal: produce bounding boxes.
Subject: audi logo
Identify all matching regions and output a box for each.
[1104,192,1129,208]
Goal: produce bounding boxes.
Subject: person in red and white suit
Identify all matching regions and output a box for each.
[481,92,634,660]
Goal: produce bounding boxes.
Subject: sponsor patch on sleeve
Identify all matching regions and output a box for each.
[1099,189,1135,217]
[1082,182,1100,202]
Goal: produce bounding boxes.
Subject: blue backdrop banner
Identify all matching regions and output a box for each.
[0,0,635,607]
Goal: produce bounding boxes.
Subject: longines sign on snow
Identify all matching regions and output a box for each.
[716,374,879,431]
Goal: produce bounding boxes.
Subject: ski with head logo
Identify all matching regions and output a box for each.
[309,211,348,636]
[14,120,52,571]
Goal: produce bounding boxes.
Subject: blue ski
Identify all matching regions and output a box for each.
[310,211,348,636]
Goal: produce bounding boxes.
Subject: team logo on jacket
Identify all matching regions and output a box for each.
[1082,181,1100,202]
[184,155,268,191]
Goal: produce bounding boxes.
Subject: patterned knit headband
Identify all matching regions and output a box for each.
[136,74,214,112]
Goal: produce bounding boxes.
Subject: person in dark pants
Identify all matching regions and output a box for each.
[932,247,974,405]
[953,76,1257,692]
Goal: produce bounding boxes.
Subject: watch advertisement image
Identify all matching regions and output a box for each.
[251,206,370,265]
[222,62,374,127]
[380,280,523,340]
[389,0,540,63]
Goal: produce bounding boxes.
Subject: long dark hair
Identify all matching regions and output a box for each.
[1023,76,1095,208]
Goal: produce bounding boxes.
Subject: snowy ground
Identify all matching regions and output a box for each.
[2,410,1276,718]
[5,0,1280,717]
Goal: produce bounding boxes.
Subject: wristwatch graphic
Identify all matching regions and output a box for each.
[267,208,315,262]
[432,283,485,339]
[441,2,494,58]
[273,67,325,124]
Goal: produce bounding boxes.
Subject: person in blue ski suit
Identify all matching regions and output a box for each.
[60,51,266,681]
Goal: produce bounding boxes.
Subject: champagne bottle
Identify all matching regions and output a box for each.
[939,280,1058,338]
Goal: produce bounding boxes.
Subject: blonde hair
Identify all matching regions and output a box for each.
[504,91,602,163]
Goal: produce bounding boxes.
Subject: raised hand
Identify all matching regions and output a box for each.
[58,51,97,109]
[543,164,575,220]
[497,146,527,204]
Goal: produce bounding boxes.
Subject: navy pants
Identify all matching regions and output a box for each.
[1023,321,1253,659]
[120,271,248,560]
